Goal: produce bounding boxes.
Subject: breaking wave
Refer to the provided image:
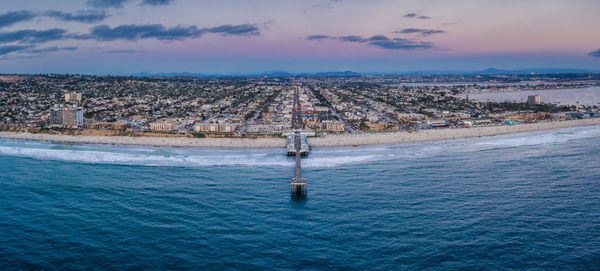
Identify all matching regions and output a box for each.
[470,125,600,148]
[1,125,599,168]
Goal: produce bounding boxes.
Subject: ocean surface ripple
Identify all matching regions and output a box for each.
[1,125,599,270]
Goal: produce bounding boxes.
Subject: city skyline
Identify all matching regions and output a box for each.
[1,0,600,74]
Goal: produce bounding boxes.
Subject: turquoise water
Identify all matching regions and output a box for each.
[1,126,600,270]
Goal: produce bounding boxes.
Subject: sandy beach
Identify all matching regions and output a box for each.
[1,118,599,148]
[312,118,600,147]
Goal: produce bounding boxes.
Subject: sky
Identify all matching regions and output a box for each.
[0,0,599,75]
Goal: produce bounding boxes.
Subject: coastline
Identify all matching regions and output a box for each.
[1,118,599,148]
[311,118,600,147]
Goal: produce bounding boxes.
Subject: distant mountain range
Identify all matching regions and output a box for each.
[130,70,364,77]
[130,68,600,78]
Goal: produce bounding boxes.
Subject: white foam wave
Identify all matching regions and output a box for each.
[0,143,384,168]
[471,126,600,148]
[303,155,381,168]
[1,125,599,168]
[0,145,287,167]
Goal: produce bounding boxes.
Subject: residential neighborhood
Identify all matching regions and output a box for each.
[1,73,598,137]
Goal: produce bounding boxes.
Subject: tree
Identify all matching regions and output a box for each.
[359,119,369,131]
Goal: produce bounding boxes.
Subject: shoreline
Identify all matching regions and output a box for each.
[312,118,600,147]
[1,118,599,148]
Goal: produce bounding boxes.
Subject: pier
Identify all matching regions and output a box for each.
[290,87,307,197]
[290,131,307,197]
[286,134,309,155]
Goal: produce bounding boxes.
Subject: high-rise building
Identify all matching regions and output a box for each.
[50,105,84,128]
[64,92,82,103]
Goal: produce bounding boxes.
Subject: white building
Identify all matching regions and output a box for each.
[64,92,82,103]
[194,122,239,133]
[528,95,541,105]
[50,104,84,128]
[149,120,176,131]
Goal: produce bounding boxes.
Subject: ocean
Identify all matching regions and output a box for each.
[1,126,599,270]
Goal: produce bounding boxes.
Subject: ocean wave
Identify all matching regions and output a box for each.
[0,143,383,168]
[0,125,599,168]
[0,145,290,167]
[470,125,600,148]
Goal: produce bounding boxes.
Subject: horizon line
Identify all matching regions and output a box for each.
[2,67,600,77]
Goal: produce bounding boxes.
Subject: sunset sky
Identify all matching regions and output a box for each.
[1,0,599,74]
